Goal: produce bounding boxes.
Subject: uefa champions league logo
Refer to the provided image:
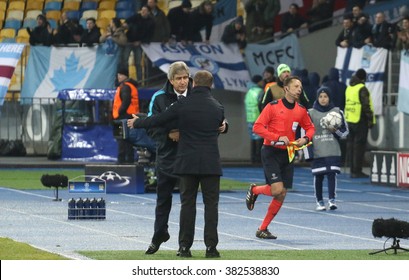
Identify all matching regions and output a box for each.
[190,55,219,74]
[90,171,131,188]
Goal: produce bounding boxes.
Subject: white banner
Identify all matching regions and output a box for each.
[397,51,409,114]
[244,34,305,77]
[335,46,387,116]
[21,46,118,100]
[142,43,250,92]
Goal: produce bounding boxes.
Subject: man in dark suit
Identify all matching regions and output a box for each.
[127,70,227,258]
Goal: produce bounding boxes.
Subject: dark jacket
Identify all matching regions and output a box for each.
[186,3,214,42]
[335,26,355,47]
[221,19,247,49]
[372,21,394,49]
[28,24,53,46]
[167,5,190,41]
[81,26,101,46]
[134,86,226,175]
[147,79,192,175]
[125,13,155,43]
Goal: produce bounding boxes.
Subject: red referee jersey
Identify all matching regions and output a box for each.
[253,99,315,149]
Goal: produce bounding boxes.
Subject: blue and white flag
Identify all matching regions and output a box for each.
[244,34,305,77]
[398,51,409,114]
[21,45,118,100]
[0,43,25,106]
[142,42,250,92]
[204,0,237,42]
[335,45,387,115]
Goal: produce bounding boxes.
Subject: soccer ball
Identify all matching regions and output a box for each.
[320,111,342,130]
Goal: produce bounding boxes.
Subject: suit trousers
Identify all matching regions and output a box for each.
[346,121,369,174]
[178,175,220,249]
[152,169,179,242]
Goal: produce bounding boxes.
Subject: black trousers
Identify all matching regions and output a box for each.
[152,169,179,243]
[178,175,220,249]
[346,121,369,174]
[117,139,134,163]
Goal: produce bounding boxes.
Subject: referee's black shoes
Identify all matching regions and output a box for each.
[145,232,170,254]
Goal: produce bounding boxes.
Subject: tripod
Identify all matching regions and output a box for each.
[369,237,409,255]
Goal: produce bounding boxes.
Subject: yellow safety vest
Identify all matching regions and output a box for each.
[344,83,375,124]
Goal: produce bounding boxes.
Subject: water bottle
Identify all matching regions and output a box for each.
[97,198,106,220]
[76,198,84,220]
[68,198,76,220]
[83,198,91,220]
[90,197,98,219]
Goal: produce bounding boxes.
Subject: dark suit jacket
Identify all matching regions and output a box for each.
[133,86,226,176]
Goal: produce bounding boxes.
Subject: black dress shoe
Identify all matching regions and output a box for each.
[205,246,220,258]
[350,172,369,178]
[176,247,192,258]
[145,232,170,255]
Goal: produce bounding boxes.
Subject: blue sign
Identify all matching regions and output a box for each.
[68,181,106,193]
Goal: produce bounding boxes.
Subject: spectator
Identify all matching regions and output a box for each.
[352,13,372,48]
[307,0,333,33]
[244,0,267,43]
[344,68,375,178]
[147,0,170,43]
[80,17,101,47]
[221,16,247,50]
[245,75,264,164]
[351,4,364,24]
[335,15,355,48]
[308,86,349,211]
[396,16,409,51]
[186,0,214,43]
[27,14,53,46]
[128,70,228,258]
[53,12,83,45]
[263,0,281,40]
[99,18,127,59]
[371,12,394,50]
[123,5,155,80]
[167,0,192,43]
[112,68,140,164]
[281,3,308,37]
[345,0,367,13]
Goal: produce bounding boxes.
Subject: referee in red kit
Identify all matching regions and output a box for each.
[246,76,315,239]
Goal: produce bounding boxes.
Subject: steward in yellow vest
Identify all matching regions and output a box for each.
[344,72,375,126]
[344,68,375,178]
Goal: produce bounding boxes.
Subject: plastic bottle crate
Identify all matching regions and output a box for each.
[67,178,106,220]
